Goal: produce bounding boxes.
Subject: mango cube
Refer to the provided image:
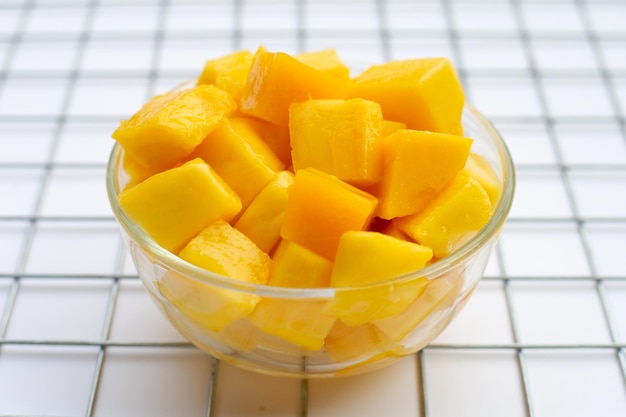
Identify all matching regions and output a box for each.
[324,321,385,363]
[118,158,241,253]
[464,153,501,206]
[239,49,348,126]
[395,170,492,258]
[350,57,464,134]
[268,239,332,288]
[248,299,336,351]
[323,231,433,325]
[112,85,236,171]
[179,220,270,283]
[381,120,406,137]
[197,49,254,101]
[280,168,378,260]
[372,129,472,219]
[234,171,295,253]
[295,48,351,79]
[289,98,384,186]
[191,118,284,209]
[229,116,292,167]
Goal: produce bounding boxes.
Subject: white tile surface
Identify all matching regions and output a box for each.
[509,170,573,219]
[0,221,28,274]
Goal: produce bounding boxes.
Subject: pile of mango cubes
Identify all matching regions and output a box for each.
[112,48,500,353]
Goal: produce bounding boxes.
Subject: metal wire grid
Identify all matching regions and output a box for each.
[0,0,625,416]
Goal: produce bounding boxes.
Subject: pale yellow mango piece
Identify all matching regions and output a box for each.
[234,171,294,253]
[464,153,501,206]
[248,299,336,351]
[197,49,254,101]
[190,119,284,209]
[324,321,386,363]
[118,158,241,253]
[395,170,492,258]
[268,239,332,288]
[289,98,384,186]
[295,48,351,79]
[113,85,236,171]
[323,231,433,325]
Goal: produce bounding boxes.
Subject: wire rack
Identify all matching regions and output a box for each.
[0,0,625,416]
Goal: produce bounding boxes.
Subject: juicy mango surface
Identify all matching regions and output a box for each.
[112,47,502,363]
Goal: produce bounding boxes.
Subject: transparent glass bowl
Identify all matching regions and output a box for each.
[106,103,515,378]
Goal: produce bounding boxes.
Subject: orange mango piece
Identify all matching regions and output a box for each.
[295,48,351,79]
[239,49,348,126]
[112,85,236,171]
[289,98,384,186]
[350,57,464,134]
[395,170,492,258]
[268,239,333,288]
[464,153,501,206]
[197,49,254,101]
[234,171,294,254]
[280,168,378,260]
[118,158,241,253]
[371,129,472,219]
[190,118,284,209]
[323,231,432,325]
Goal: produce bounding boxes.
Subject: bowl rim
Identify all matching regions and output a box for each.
[106,103,515,299]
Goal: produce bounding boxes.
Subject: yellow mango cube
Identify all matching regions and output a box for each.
[395,170,492,258]
[280,168,378,260]
[268,239,332,288]
[323,231,433,325]
[234,171,295,253]
[465,153,501,205]
[197,50,254,101]
[295,48,351,79]
[190,119,284,209]
[374,275,461,343]
[248,299,336,351]
[229,116,292,167]
[350,57,464,134]
[372,129,472,219]
[118,158,241,253]
[381,120,406,137]
[112,85,236,171]
[289,98,384,186]
[324,321,386,363]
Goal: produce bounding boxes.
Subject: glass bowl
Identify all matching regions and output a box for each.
[106,99,515,378]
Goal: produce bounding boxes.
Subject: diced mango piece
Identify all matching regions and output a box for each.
[381,120,406,137]
[157,272,258,334]
[121,151,164,189]
[324,321,386,363]
[280,168,378,260]
[239,49,348,126]
[374,275,461,343]
[395,170,492,258]
[190,119,284,209]
[234,171,294,253]
[197,50,254,101]
[229,116,292,167]
[372,129,472,219]
[289,98,384,186]
[295,49,351,79]
[323,231,432,325]
[464,153,501,206]
[350,57,464,134]
[118,158,241,253]
[248,299,336,351]
[179,220,270,283]
[112,85,236,171]
[268,239,332,288]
